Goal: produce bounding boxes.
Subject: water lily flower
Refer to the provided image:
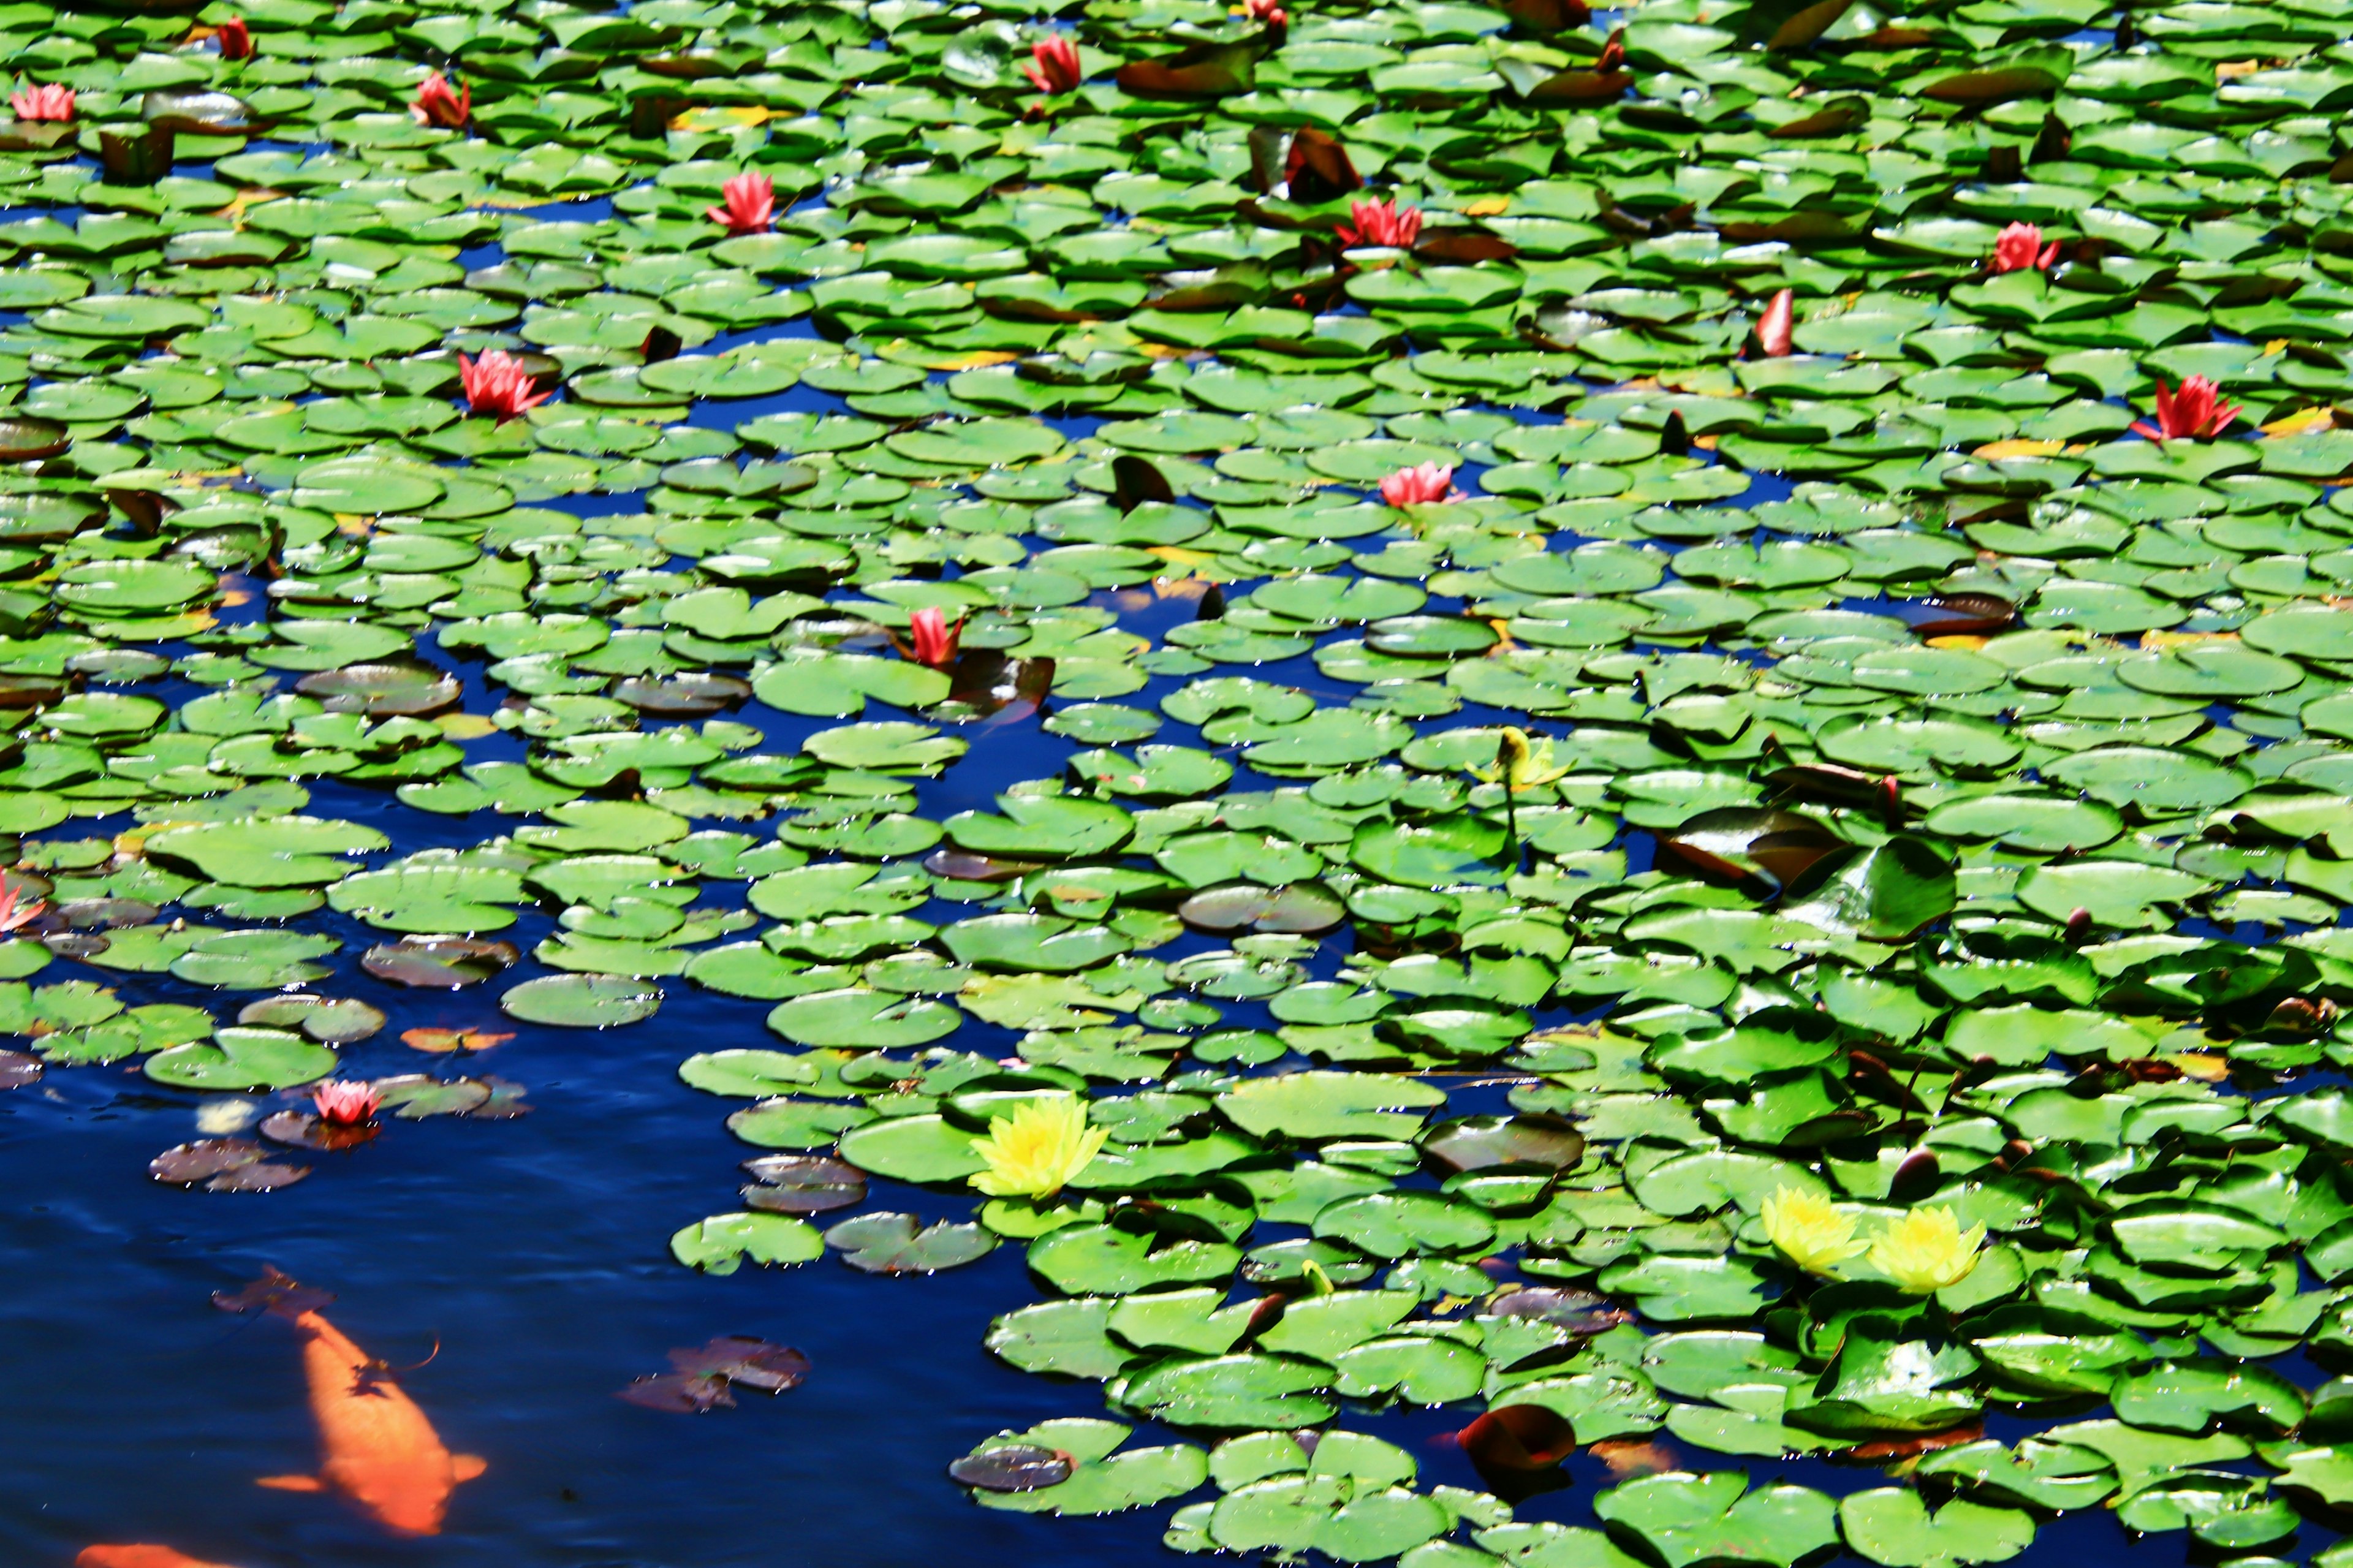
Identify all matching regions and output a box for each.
[214,17,252,59]
[1868,1205,1986,1293]
[1024,36,1083,95]
[968,1095,1107,1201]
[1335,198,1422,251]
[1379,461,1458,507]
[1990,221,2058,274]
[705,172,773,235]
[459,349,550,422]
[0,872,45,934]
[1247,0,1289,39]
[1760,1185,1866,1275]
[1472,727,1571,793]
[10,82,72,123]
[410,70,469,129]
[1754,288,1794,357]
[1595,27,1626,70]
[908,606,963,669]
[2132,375,2241,443]
[313,1080,381,1127]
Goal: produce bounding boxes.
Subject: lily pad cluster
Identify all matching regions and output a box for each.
[10,0,2353,1560]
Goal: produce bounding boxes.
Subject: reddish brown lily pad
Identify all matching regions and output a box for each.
[741,1155,866,1215]
[150,1138,309,1192]
[1659,806,1844,891]
[55,897,159,930]
[619,1336,810,1412]
[615,673,753,716]
[1488,1287,1635,1337]
[1423,1115,1586,1175]
[1113,39,1259,98]
[294,661,463,717]
[923,849,1042,882]
[0,417,69,462]
[1457,1403,1579,1475]
[1179,881,1346,936]
[259,1110,379,1151]
[362,936,520,988]
[949,1444,1074,1493]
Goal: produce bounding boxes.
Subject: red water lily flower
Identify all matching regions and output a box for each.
[1247,0,1289,38]
[1379,462,1458,507]
[706,172,774,235]
[1990,221,2059,274]
[0,873,45,934]
[460,349,551,422]
[909,607,963,669]
[214,17,252,59]
[1754,287,1794,357]
[1024,36,1083,94]
[2133,375,2241,442]
[313,1080,381,1126]
[410,70,469,129]
[1335,199,1422,250]
[10,83,72,123]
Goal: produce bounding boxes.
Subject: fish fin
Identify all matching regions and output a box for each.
[256,1474,325,1493]
[453,1454,488,1482]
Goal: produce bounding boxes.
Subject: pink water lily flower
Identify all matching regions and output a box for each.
[1247,0,1289,38]
[313,1080,381,1126]
[1380,462,1459,507]
[1990,221,2059,274]
[0,873,45,934]
[909,607,963,668]
[10,83,72,122]
[1754,288,1794,357]
[1335,199,1422,250]
[2133,375,2240,442]
[1025,36,1083,94]
[410,70,469,129]
[460,349,551,422]
[706,172,774,235]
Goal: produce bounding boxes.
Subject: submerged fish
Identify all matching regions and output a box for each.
[218,1270,486,1537]
[77,1549,242,1568]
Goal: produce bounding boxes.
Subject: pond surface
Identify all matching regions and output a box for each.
[10,4,2353,1568]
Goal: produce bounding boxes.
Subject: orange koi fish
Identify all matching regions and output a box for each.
[218,1271,486,1537]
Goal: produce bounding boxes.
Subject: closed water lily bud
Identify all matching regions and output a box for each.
[2266,996,2337,1036]
[2063,906,2091,945]
[1889,1148,1941,1203]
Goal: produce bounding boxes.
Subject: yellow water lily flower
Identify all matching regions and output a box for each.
[1760,1185,1866,1275]
[1471,727,1571,793]
[1868,1205,1987,1293]
[968,1095,1108,1202]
